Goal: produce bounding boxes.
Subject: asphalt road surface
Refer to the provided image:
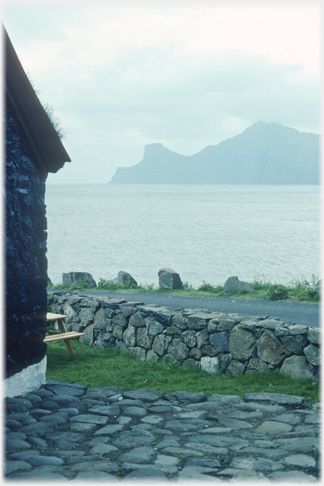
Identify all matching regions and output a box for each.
[55,290,320,329]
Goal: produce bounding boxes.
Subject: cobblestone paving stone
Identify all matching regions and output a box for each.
[5,381,320,481]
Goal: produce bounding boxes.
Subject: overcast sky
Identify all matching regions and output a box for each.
[4,1,321,184]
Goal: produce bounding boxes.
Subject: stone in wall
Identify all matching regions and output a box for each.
[47,291,320,383]
[280,355,313,381]
[129,312,146,327]
[225,359,246,377]
[137,327,153,349]
[149,321,163,336]
[246,358,268,374]
[279,334,308,355]
[229,325,256,361]
[168,339,189,361]
[200,357,221,374]
[180,330,196,347]
[123,326,136,347]
[307,328,320,345]
[256,329,286,365]
[209,331,230,353]
[153,334,165,356]
[304,343,320,366]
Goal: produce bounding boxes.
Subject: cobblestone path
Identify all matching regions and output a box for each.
[5,381,320,481]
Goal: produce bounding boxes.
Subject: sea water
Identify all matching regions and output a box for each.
[45,184,321,288]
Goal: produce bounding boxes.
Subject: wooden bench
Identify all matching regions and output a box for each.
[45,313,84,356]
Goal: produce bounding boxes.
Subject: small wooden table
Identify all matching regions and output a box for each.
[45,313,84,356]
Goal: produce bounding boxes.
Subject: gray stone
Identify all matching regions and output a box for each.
[118,446,157,464]
[224,276,255,293]
[123,466,167,480]
[122,406,146,417]
[164,390,207,405]
[75,470,118,480]
[27,455,64,467]
[225,359,246,377]
[280,334,308,355]
[127,346,146,360]
[88,404,120,416]
[27,437,48,448]
[152,334,165,355]
[243,392,304,407]
[168,338,189,361]
[256,318,284,330]
[70,422,98,432]
[171,313,187,330]
[268,470,317,482]
[182,358,200,368]
[79,307,95,327]
[62,271,96,288]
[187,312,211,330]
[196,329,209,348]
[137,327,153,348]
[175,466,220,481]
[280,355,313,381]
[80,323,96,345]
[113,430,156,449]
[229,325,256,360]
[158,268,183,290]
[19,421,58,436]
[181,330,196,347]
[129,311,146,327]
[148,320,163,336]
[217,317,236,331]
[256,329,286,364]
[94,424,124,435]
[201,344,218,356]
[188,347,201,359]
[6,438,32,451]
[230,456,284,471]
[307,328,320,344]
[70,413,108,425]
[246,357,268,373]
[69,460,119,473]
[123,326,136,346]
[282,453,316,468]
[200,356,221,374]
[108,271,137,287]
[209,331,230,353]
[146,349,159,362]
[255,420,293,435]
[5,460,33,475]
[304,343,320,366]
[164,418,209,431]
[124,389,164,402]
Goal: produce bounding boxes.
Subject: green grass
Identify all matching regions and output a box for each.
[47,275,320,303]
[46,341,319,402]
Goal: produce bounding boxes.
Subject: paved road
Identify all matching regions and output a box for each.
[55,290,320,328]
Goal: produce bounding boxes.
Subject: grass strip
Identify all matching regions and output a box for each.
[46,341,319,402]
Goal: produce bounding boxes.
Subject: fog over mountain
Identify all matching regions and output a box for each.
[110,122,320,184]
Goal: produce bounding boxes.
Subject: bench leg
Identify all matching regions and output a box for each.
[56,318,75,356]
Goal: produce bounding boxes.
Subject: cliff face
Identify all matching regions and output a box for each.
[110,122,320,184]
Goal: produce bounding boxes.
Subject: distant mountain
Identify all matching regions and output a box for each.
[110,122,320,184]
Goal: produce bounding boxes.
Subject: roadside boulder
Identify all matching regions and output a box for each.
[224,276,255,293]
[158,268,183,290]
[63,272,97,288]
[106,271,137,287]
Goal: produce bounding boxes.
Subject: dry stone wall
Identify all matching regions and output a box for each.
[48,292,320,381]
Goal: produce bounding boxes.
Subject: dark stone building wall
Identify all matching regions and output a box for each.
[5,103,48,378]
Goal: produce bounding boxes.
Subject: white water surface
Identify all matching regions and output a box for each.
[45,184,320,288]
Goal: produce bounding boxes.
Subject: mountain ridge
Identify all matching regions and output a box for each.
[110,121,320,184]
